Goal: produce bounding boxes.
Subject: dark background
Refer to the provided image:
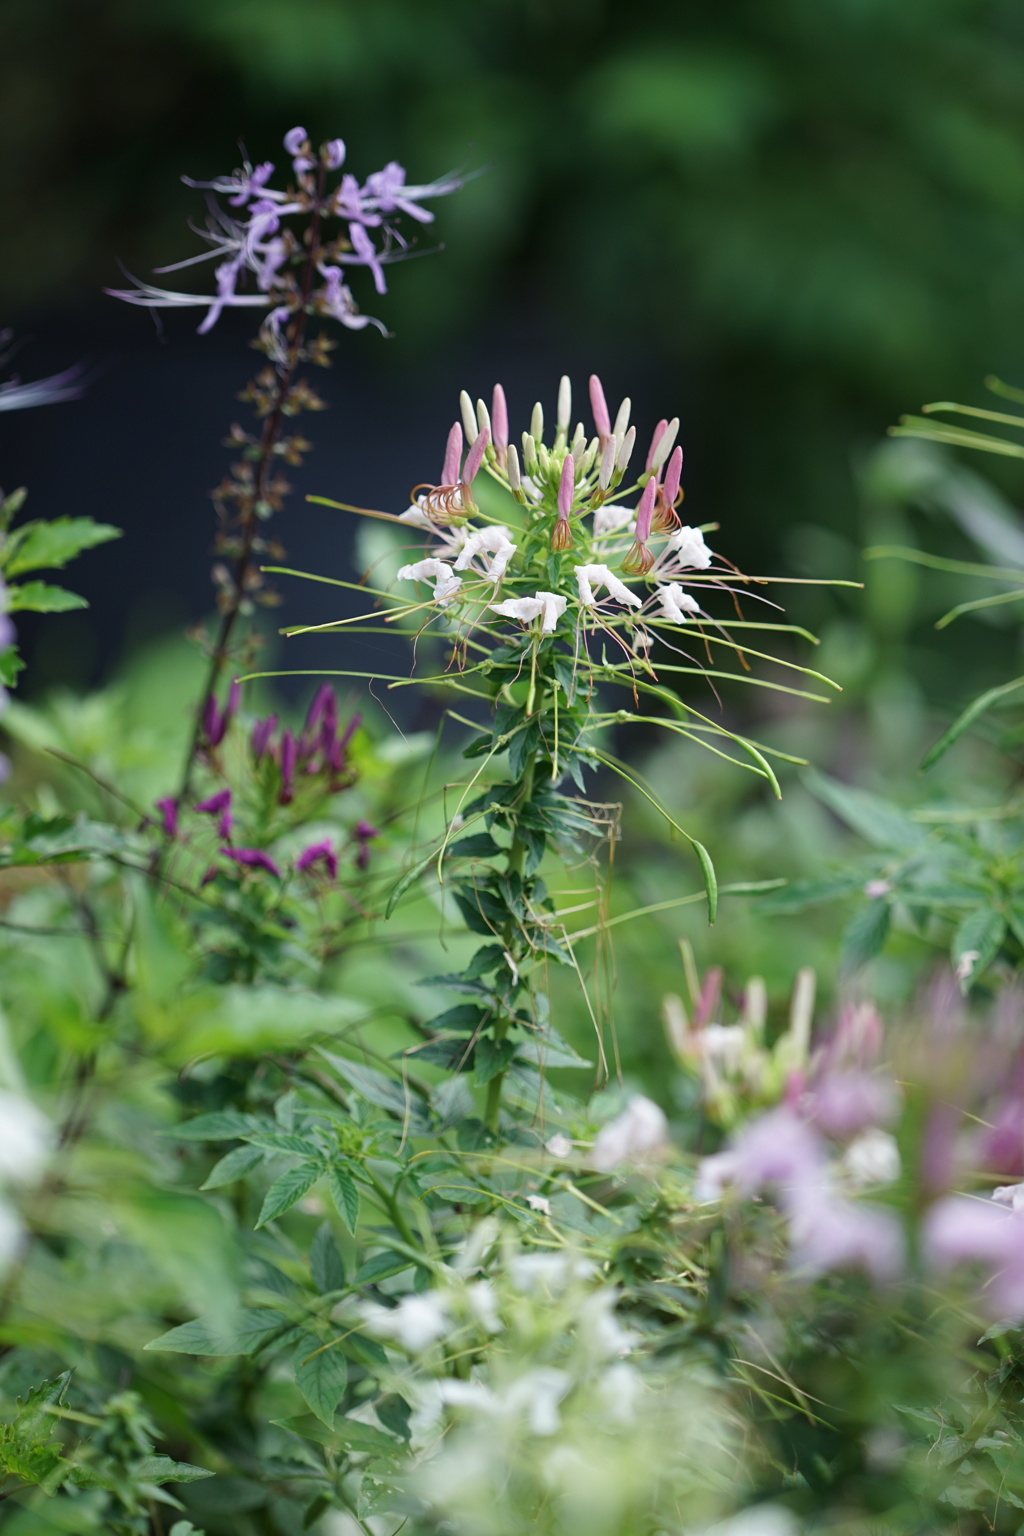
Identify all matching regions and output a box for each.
[4,0,1024,695]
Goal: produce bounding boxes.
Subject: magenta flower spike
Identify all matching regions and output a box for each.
[155,797,178,838]
[462,425,490,486]
[645,418,668,473]
[296,839,339,880]
[195,788,233,839]
[589,374,611,441]
[226,678,241,717]
[354,819,379,871]
[552,453,575,551]
[251,714,278,760]
[305,684,338,735]
[279,729,298,804]
[221,847,282,878]
[201,694,225,747]
[441,422,463,487]
[491,384,508,456]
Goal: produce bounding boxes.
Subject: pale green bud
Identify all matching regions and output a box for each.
[651,416,679,471]
[521,431,538,474]
[460,389,478,444]
[613,396,631,437]
[530,402,544,442]
[476,397,491,438]
[557,375,572,431]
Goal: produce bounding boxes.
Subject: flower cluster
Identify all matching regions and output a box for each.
[391,374,718,645]
[108,128,462,340]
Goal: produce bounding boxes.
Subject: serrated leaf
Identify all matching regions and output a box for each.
[200,1143,264,1190]
[840,900,891,973]
[318,1049,434,1132]
[473,1036,517,1086]
[294,1332,348,1426]
[6,580,88,613]
[243,1131,319,1155]
[4,517,121,576]
[145,1308,286,1356]
[256,1162,323,1227]
[171,1110,271,1141]
[310,1221,346,1294]
[328,1167,360,1234]
[952,907,1006,989]
[133,1455,214,1485]
[353,1251,414,1285]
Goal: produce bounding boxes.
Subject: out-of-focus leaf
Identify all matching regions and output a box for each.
[805,770,925,850]
[7,580,87,613]
[840,900,891,973]
[4,517,121,575]
[293,1332,347,1426]
[200,1144,264,1190]
[952,908,1006,989]
[145,1308,287,1357]
[310,1221,346,1294]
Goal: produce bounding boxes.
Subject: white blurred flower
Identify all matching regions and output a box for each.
[578,1289,636,1357]
[592,503,635,538]
[546,1132,572,1158]
[590,1095,670,1173]
[0,1092,51,1183]
[667,526,713,570]
[994,1182,1024,1212]
[656,582,700,622]
[597,1360,643,1423]
[465,1279,502,1332]
[840,1128,901,1188]
[361,1291,449,1352]
[526,1193,552,1215]
[508,1252,593,1294]
[704,1506,800,1536]
[502,1367,570,1435]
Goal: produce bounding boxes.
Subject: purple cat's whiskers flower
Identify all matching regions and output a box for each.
[251,714,278,761]
[296,839,338,880]
[348,222,387,295]
[354,819,379,871]
[200,679,240,749]
[787,1183,905,1283]
[155,797,178,838]
[195,788,233,840]
[279,729,298,805]
[221,847,282,878]
[552,455,575,551]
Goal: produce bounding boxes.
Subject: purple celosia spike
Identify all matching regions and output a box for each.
[441,421,463,486]
[226,678,241,718]
[305,684,338,734]
[251,714,278,760]
[662,445,683,507]
[296,839,339,880]
[462,425,490,485]
[195,788,233,840]
[645,418,668,473]
[558,454,575,518]
[634,476,657,544]
[491,384,508,454]
[589,375,611,439]
[155,797,178,838]
[201,695,222,746]
[279,729,298,804]
[221,847,282,878]
[339,712,361,750]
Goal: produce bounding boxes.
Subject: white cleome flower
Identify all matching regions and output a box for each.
[590,1094,670,1173]
[995,1183,1024,1212]
[489,591,567,633]
[0,1092,52,1184]
[667,526,713,570]
[453,525,518,581]
[361,1291,450,1352]
[656,582,700,622]
[592,503,636,538]
[546,1132,573,1158]
[397,504,434,529]
[574,564,642,609]
[396,558,463,605]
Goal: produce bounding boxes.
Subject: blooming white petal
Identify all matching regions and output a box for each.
[667,525,713,570]
[490,597,544,625]
[545,1132,573,1158]
[592,503,635,538]
[396,558,463,604]
[452,524,514,571]
[0,1092,51,1183]
[398,505,433,529]
[484,538,517,580]
[656,582,700,622]
[590,1094,669,1172]
[464,1279,502,1332]
[361,1291,449,1352]
[840,1128,901,1187]
[573,564,641,609]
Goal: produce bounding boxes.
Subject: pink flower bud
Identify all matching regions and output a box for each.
[635,475,657,544]
[491,384,508,453]
[662,445,683,507]
[441,422,463,486]
[462,425,490,485]
[645,418,668,473]
[557,453,575,518]
[589,374,611,439]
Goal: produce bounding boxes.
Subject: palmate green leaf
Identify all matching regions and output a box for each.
[145,1308,287,1356]
[172,1109,272,1141]
[256,1162,323,1227]
[4,516,121,576]
[840,899,891,974]
[294,1332,348,1426]
[200,1143,264,1190]
[328,1166,360,1234]
[310,1221,346,1294]
[6,580,88,613]
[921,676,1024,770]
[319,1048,434,1132]
[952,908,1007,990]
[804,770,925,850]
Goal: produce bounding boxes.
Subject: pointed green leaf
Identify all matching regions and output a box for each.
[6,581,88,613]
[840,900,891,973]
[145,1308,285,1356]
[952,908,1006,990]
[200,1143,264,1190]
[805,770,924,849]
[294,1332,348,1426]
[256,1162,322,1227]
[328,1167,360,1234]
[310,1221,346,1294]
[4,517,121,576]
[133,1455,214,1485]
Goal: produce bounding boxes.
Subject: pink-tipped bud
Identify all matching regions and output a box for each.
[662,445,683,507]
[598,437,617,490]
[589,374,611,438]
[462,425,490,485]
[491,383,508,453]
[442,422,463,486]
[651,416,679,472]
[557,453,575,518]
[635,475,657,544]
[616,425,636,472]
[645,418,668,473]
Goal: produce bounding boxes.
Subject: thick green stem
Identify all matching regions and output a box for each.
[484,747,538,1130]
